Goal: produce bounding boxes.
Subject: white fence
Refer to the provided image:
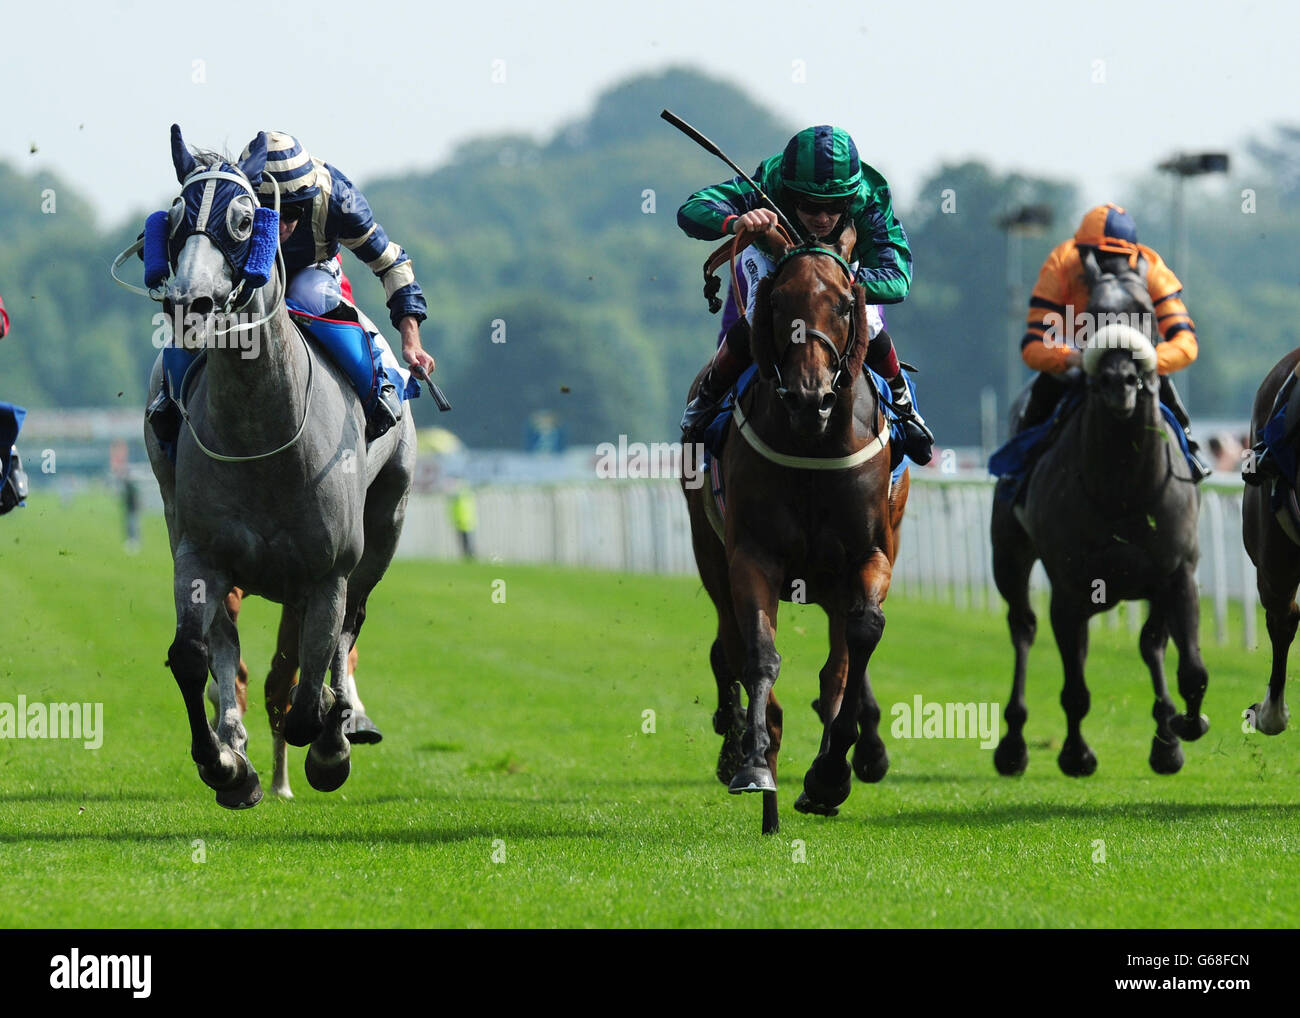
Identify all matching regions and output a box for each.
[398,475,1260,648]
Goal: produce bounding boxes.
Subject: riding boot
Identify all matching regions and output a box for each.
[365,382,402,443]
[1158,375,1211,482]
[146,386,181,444]
[1243,373,1297,487]
[1016,371,1069,434]
[886,373,935,465]
[681,319,752,442]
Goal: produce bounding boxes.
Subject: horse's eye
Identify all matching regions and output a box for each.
[226,195,255,242]
[167,197,184,237]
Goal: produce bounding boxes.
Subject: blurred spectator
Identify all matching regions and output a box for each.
[452,484,478,560]
[1207,432,1245,474]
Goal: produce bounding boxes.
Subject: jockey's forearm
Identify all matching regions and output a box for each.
[1021,337,1074,374]
[1156,331,1197,375]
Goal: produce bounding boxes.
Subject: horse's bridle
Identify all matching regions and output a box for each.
[111,164,316,463]
[112,167,287,338]
[767,244,858,400]
[724,241,888,471]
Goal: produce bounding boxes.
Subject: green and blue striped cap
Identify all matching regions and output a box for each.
[780,126,862,200]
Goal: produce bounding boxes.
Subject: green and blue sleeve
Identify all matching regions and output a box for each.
[851,168,912,305]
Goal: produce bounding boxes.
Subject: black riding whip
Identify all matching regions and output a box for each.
[659,109,807,244]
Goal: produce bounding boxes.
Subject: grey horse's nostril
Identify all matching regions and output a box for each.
[190,296,214,316]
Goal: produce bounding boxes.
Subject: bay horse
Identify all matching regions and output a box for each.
[992,248,1208,777]
[1241,349,1299,735]
[683,222,909,835]
[138,126,416,808]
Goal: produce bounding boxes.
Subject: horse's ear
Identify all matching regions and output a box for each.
[764,226,793,263]
[1079,244,1102,290]
[836,220,857,262]
[750,277,777,380]
[170,124,197,183]
[239,132,268,185]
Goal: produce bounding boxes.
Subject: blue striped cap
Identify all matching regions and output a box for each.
[780,126,862,199]
[242,131,320,203]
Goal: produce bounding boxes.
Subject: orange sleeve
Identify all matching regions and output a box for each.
[1021,243,1073,374]
[1144,248,1197,375]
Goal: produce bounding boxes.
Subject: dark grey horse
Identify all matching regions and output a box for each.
[1241,348,1299,736]
[142,126,416,808]
[991,249,1208,777]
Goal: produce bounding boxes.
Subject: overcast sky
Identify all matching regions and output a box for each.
[0,0,1294,226]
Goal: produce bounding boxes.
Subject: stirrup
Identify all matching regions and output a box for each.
[900,415,935,465]
[681,370,725,439]
[365,384,402,443]
[146,389,180,443]
[1243,444,1276,487]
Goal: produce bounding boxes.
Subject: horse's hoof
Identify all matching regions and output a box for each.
[1169,712,1209,742]
[852,742,890,783]
[1247,702,1288,736]
[283,706,323,748]
[1149,735,1184,775]
[345,712,383,745]
[716,731,745,786]
[712,705,744,737]
[1057,742,1097,777]
[994,736,1028,777]
[728,764,776,794]
[793,792,839,817]
[304,747,351,793]
[803,759,852,809]
[195,745,245,792]
[215,767,263,810]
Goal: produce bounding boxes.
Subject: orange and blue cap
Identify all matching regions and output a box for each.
[1074,203,1138,254]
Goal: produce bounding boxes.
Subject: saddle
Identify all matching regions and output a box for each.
[700,366,909,544]
[0,448,28,515]
[990,388,1201,510]
[1255,369,1300,544]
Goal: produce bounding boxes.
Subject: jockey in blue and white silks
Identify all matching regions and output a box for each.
[0,401,27,515]
[250,131,433,439]
[148,132,434,444]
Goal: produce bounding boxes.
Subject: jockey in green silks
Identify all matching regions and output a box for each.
[677,125,933,464]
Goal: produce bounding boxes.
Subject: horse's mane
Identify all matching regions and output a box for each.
[189,147,231,168]
[1081,247,1156,321]
[1079,246,1160,376]
[844,283,869,380]
[750,276,778,380]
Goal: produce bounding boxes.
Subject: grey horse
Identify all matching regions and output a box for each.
[991,249,1208,777]
[143,126,416,808]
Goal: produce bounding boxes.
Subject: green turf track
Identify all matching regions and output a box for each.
[0,494,1296,928]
